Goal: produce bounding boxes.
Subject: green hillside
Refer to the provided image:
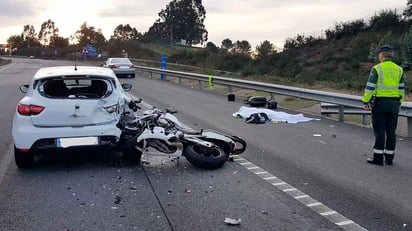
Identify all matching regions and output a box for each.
[134,9,411,97]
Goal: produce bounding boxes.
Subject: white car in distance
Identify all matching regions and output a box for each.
[12,65,134,168]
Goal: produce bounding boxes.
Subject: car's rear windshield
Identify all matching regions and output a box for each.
[38,77,112,99]
[111,58,130,64]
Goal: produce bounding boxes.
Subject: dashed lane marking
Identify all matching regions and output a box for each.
[231,155,368,231]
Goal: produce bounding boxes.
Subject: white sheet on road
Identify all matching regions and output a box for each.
[233,106,319,124]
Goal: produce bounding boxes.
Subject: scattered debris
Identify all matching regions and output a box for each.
[184,189,192,194]
[332,134,336,138]
[233,171,238,175]
[224,217,241,225]
[262,211,268,215]
[114,195,122,204]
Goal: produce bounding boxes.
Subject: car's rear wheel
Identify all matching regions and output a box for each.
[14,146,34,168]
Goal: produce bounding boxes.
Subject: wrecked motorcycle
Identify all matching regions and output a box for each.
[117,100,246,169]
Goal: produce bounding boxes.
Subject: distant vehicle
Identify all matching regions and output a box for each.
[11,65,134,168]
[102,57,136,78]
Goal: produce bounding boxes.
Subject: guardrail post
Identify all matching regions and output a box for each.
[198,80,202,90]
[270,93,275,101]
[362,115,368,125]
[408,118,412,137]
[338,105,344,122]
[228,85,233,93]
[179,77,182,84]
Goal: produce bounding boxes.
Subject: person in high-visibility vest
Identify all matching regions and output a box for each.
[362,45,405,166]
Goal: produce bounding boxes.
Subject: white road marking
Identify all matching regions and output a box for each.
[232,155,367,231]
[0,143,13,184]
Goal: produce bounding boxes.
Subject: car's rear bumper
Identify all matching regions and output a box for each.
[113,69,135,75]
[12,123,122,150]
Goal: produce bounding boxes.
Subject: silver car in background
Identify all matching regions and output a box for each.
[102,57,136,78]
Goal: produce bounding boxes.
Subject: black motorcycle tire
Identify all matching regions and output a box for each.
[184,144,228,169]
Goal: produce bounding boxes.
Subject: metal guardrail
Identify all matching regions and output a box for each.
[134,66,412,137]
[320,103,370,125]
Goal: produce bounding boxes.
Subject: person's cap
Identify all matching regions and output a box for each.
[378,45,394,53]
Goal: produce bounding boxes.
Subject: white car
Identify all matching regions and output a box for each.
[12,66,134,168]
[102,57,136,78]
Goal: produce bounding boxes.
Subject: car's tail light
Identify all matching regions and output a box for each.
[17,104,45,116]
[109,64,117,69]
[130,64,135,68]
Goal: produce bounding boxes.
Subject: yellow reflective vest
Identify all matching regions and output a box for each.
[362,60,405,103]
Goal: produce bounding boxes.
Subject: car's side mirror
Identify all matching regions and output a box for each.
[19,84,29,93]
[121,83,132,92]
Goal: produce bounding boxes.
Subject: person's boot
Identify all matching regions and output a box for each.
[384,154,394,165]
[367,153,384,166]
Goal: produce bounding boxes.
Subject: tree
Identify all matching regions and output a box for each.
[50,35,69,49]
[256,40,276,59]
[21,25,39,48]
[205,42,218,53]
[232,40,251,54]
[404,0,412,18]
[73,22,107,47]
[221,38,233,52]
[38,19,59,46]
[149,0,208,45]
[110,24,141,41]
[7,35,24,50]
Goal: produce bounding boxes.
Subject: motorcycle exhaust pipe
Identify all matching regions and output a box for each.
[184,137,215,148]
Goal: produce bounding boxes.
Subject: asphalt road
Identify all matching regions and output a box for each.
[0,57,411,231]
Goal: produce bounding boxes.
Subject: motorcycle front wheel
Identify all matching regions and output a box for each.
[184,144,228,169]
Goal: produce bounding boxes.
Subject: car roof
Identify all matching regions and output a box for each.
[33,66,117,80]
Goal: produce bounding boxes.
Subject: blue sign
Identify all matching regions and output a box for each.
[84,44,97,57]
[160,54,167,80]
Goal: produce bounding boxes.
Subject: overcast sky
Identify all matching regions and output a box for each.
[0,0,407,49]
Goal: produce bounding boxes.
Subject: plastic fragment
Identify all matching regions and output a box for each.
[224,217,241,225]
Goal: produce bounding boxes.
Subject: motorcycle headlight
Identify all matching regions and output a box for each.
[104,104,118,113]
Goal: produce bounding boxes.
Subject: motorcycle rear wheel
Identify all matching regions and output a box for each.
[184,144,228,169]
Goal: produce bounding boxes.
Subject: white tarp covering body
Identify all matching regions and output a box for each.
[233,106,319,124]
